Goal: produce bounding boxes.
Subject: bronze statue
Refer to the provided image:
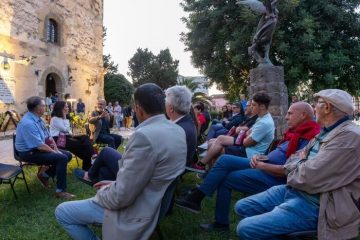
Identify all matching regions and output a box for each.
[237,0,279,66]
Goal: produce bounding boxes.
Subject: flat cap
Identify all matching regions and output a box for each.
[314,89,354,115]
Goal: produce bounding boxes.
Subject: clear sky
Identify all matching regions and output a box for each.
[103,0,223,95]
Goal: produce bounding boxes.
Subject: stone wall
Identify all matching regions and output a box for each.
[0,0,103,113]
[249,65,289,139]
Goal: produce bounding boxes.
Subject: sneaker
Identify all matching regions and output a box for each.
[55,191,76,199]
[199,151,207,158]
[174,188,203,214]
[198,142,208,150]
[185,163,206,174]
[199,222,230,233]
[37,173,50,188]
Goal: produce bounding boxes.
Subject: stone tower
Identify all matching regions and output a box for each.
[0,0,104,113]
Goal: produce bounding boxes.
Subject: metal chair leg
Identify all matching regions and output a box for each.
[10,179,18,200]
[156,225,164,240]
[21,170,30,194]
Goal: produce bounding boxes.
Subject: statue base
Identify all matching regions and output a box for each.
[249,65,288,139]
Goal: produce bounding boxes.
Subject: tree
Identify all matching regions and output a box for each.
[181,0,360,96]
[177,77,200,92]
[128,48,179,89]
[104,73,134,105]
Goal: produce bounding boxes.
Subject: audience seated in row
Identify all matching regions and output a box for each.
[235,89,360,239]
[50,101,94,171]
[55,83,188,240]
[175,101,320,233]
[73,85,198,185]
[15,96,74,199]
[190,99,258,172]
[88,99,122,149]
[206,102,245,140]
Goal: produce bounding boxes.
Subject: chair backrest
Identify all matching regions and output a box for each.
[12,134,21,161]
[157,177,179,223]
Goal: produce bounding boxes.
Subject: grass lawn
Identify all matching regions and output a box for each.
[1,152,358,240]
[0,146,244,240]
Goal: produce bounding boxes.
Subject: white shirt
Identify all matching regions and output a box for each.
[49,116,72,137]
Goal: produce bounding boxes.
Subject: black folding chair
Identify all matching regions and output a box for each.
[154,176,180,240]
[0,163,30,199]
[282,230,317,240]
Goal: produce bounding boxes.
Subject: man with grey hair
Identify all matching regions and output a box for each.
[165,86,197,166]
[235,89,360,240]
[15,96,74,199]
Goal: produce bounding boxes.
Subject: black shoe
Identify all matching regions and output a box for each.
[175,188,203,213]
[199,222,230,233]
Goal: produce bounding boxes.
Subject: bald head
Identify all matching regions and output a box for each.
[286,101,314,129]
[290,102,314,121]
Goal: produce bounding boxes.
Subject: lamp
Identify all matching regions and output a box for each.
[1,58,10,70]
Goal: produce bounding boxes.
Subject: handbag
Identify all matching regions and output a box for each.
[234,130,247,146]
[45,137,56,149]
[56,132,67,148]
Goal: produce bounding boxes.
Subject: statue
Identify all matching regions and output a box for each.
[237,0,279,66]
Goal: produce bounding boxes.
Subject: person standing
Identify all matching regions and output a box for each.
[76,98,85,115]
[113,101,122,130]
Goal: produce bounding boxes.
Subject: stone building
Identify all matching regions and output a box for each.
[0,0,104,113]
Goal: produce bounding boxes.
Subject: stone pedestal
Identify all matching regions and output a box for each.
[249,65,288,139]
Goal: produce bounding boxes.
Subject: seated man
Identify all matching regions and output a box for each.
[190,100,258,172]
[74,85,198,184]
[235,89,360,239]
[55,83,187,240]
[175,102,320,233]
[165,86,198,166]
[88,99,122,149]
[15,96,74,199]
[224,92,275,158]
[206,102,244,140]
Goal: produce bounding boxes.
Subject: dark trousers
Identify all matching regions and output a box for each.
[19,149,72,191]
[54,135,94,171]
[224,145,247,158]
[88,147,121,182]
[96,133,122,149]
[206,125,229,140]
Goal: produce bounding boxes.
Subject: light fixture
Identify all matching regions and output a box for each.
[1,58,10,70]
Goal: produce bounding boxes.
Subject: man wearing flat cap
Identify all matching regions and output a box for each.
[235,89,360,240]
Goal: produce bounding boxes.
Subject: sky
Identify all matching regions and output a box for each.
[103,0,223,95]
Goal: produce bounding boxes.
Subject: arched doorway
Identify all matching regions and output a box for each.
[45,73,61,97]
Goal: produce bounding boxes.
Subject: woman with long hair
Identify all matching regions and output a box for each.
[50,101,94,170]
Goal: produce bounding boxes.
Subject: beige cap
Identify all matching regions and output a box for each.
[314,89,354,115]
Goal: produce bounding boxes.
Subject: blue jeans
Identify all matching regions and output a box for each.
[19,149,72,191]
[235,185,319,240]
[55,198,104,240]
[198,154,286,225]
[96,133,122,149]
[88,147,121,182]
[206,124,229,140]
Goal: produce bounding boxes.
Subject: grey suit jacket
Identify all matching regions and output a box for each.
[94,114,187,240]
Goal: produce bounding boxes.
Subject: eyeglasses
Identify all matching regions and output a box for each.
[316,100,326,105]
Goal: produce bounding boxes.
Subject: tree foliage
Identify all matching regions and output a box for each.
[128,48,179,89]
[104,73,134,105]
[177,77,200,92]
[181,0,360,96]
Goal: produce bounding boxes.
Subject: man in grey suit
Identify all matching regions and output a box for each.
[55,83,187,240]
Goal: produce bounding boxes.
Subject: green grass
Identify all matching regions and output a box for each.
[1,151,358,240]
[0,158,243,239]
